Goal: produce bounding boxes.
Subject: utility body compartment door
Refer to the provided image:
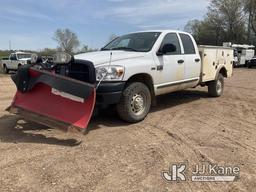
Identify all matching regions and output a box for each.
[199,46,233,82]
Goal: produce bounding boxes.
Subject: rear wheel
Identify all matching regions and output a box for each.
[208,74,224,97]
[245,61,249,68]
[117,82,151,123]
[3,64,9,74]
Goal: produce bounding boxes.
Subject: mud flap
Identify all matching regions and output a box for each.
[7,67,96,132]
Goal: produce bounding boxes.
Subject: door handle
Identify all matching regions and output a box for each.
[178,60,184,64]
[157,65,163,71]
[195,58,200,62]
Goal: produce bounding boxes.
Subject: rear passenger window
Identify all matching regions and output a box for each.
[161,33,181,55]
[180,34,196,54]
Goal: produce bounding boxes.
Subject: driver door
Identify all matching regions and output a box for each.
[10,54,17,69]
[153,33,184,94]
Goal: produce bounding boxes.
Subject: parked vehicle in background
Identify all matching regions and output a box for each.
[223,43,255,67]
[8,30,234,131]
[0,57,8,71]
[1,52,32,74]
[248,56,256,68]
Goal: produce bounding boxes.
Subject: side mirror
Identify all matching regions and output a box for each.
[157,44,177,55]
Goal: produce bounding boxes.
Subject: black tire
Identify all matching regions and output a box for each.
[117,82,151,123]
[3,64,9,74]
[248,65,252,69]
[208,74,224,97]
[245,61,249,68]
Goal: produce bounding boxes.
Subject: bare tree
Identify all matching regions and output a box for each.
[184,19,202,42]
[53,28,80,53]
[209,0,246,43]
[243,0,256,42]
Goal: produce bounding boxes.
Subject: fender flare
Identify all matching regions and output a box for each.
[215,66,227,80]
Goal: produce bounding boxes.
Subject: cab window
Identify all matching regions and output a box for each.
[179,33,196,54]
[160,33,181,55]
[10,54,17,60]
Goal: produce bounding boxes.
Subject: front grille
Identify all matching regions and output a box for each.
[55,59,96,84]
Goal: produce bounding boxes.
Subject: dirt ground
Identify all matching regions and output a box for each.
[0,68,255,192]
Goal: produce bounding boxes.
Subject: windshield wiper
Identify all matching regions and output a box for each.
[112,47,138,52]
[101,48,110,51]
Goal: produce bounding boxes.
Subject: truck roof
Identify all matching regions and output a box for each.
[13,51,32,54]
[232,44,255,49]
[131,30,191,35]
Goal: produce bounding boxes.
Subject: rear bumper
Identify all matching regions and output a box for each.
[96,82,125,105]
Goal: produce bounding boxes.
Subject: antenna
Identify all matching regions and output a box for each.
[109,51,113,66]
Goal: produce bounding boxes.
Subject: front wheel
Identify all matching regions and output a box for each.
[117,82,151,123]
[208,74,224,97]
[3,64,9,74]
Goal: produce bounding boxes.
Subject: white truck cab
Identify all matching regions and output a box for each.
[1,52,31,73]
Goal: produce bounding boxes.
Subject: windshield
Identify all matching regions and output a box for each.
[102,32,161,52]
[17,54,31,59]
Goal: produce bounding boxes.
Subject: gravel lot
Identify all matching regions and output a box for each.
[0,68,255,192]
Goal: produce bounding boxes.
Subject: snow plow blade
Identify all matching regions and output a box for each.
[7,67,96,133]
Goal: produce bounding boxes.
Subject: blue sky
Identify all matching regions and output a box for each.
[0,0,210,50]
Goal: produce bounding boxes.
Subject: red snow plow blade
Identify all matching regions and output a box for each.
[7,66,96,132]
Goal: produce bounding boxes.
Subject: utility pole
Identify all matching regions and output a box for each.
[9,40,12,50]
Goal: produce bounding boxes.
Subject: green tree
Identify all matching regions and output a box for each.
[185,0,247,45]
[209,0,246,43]
[184,19,201,42]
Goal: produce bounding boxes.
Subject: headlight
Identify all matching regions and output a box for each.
[96,66,125,81]
[53,52,72,64]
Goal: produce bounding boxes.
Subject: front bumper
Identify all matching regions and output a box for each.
[249,59,256,66]
[96,82,126,105]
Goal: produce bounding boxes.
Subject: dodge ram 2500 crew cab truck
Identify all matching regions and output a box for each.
[75,30,233,122]
[8,30,233,131]
[2,52,31,74]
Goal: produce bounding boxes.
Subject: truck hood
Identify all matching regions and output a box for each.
[74,51,146,66]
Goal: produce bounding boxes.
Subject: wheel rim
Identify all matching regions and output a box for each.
[131,93,146,116]
[216,79,222,94]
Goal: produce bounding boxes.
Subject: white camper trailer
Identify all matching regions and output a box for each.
[223,43,255,67]
[233,44,255,67]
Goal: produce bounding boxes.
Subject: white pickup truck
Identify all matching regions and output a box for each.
[8,30,233,131]
[1,52,31,74]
